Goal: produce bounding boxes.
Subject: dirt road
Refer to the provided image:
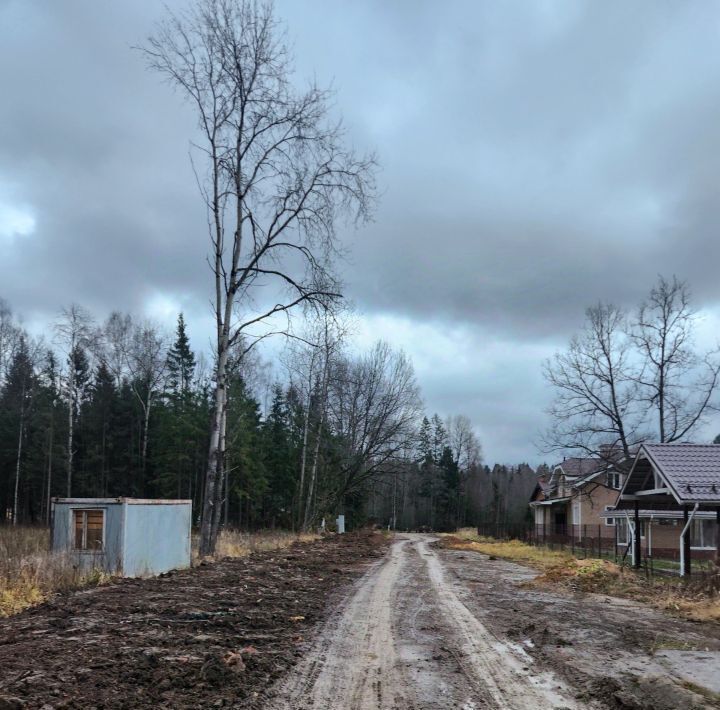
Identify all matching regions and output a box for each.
[270,534,720,710]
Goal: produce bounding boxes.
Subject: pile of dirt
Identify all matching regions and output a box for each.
[534,557,623,592]
[0,531,388,709]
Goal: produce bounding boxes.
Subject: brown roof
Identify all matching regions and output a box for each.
[625,444,720,505]
[554,457,602,478]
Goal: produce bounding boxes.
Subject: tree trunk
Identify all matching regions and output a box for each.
[141,395,152,494]
[67,369,74,497]
[210,391,227,546]
[199,340,229,556]
[297,376,313,529]
[46,422,54,525]
[303,356,330,531]
[13,390,25,525]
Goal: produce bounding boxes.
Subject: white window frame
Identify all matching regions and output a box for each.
[690,518,717,550]
[607,471,622,490]
[604,505,616,526]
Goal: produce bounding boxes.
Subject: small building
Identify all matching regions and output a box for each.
[614,444,720,575]
[51,497,192,577]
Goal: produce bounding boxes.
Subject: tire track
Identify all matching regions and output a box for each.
[270,535,592,710]
[419,539,586,710]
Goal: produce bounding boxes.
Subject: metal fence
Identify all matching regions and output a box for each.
[476,522,717,575]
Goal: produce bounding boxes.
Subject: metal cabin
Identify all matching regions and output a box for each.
[51,497,192,577]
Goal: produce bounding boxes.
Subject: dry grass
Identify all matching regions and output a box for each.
[441,531,574,571]
[1,526,319,618]
[0,526,108,618]
[210,529,320,560]
[442,529,720,623]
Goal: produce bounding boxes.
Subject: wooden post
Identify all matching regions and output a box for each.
[634,502,641,569]
[716,509,719,567]
[683,507,691,577]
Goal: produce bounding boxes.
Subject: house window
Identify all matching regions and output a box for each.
[616,518,645,544]
[604,505,615,526]
[73,509,104,551]
[607,471,622,489]
[617,518,629,545]
[691,519,717,550]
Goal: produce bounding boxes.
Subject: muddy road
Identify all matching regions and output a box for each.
[2,532,719,709]
[270,535,720,710]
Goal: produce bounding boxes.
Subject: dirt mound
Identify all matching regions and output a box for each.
[0,531,389,709]
[534,557,622,591]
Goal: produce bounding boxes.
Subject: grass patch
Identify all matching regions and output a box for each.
[442,529,720,623]
[211,529,320,559]
[440,533,573,571]
[0,526,110,618]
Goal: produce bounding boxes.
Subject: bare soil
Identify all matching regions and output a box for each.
[0,532,388,709]
[2,532,720,710]
[269,535,720,709]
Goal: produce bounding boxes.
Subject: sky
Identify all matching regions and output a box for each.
[2,0,720,464]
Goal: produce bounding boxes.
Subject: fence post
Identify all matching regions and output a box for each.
[598,525,601,559]
[614,523,618,563]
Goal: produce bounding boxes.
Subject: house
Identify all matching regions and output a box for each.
[611,444,720,574]
[51,497,192,577]
[529,457,625,541]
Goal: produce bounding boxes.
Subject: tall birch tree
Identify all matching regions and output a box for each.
[142,0,375,554]
[55,304,94,497]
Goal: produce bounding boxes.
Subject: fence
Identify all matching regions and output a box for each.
[476,522,718,575]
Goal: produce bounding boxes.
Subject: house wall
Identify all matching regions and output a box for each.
[51,501,124,573]
[122,502,192,577]
[577,485,620,527]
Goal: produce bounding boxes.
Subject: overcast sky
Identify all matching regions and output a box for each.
[2,0,720,464]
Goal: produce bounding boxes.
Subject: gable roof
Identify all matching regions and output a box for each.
[554,457,602,479]
[622,443,720,507]
[529,476,551,502]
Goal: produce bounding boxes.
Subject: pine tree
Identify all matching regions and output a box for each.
[0,336,36,523]
[84,362,118,496]
[260,385,296,528]
[166,313,195,400]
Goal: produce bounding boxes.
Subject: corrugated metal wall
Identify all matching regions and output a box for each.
[123,503,192,577]
[51,500,191,577]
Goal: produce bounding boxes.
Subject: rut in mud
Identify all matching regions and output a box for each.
[269,534,720,710]
[270,535,590,710]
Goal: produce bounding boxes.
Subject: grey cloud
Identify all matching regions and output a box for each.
[2,0,720,463]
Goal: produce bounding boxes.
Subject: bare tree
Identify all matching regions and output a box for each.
[543,303,644,468]
[141,0,375,555]
[99,313,167,484]
[445,414,482,472]
[0,298,21,387]
[10,335,38,524]
[633,275,720,442]
[326,342,422,511]
[55,304,95,496]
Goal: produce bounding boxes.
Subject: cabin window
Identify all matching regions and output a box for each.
[73,509,104,551]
